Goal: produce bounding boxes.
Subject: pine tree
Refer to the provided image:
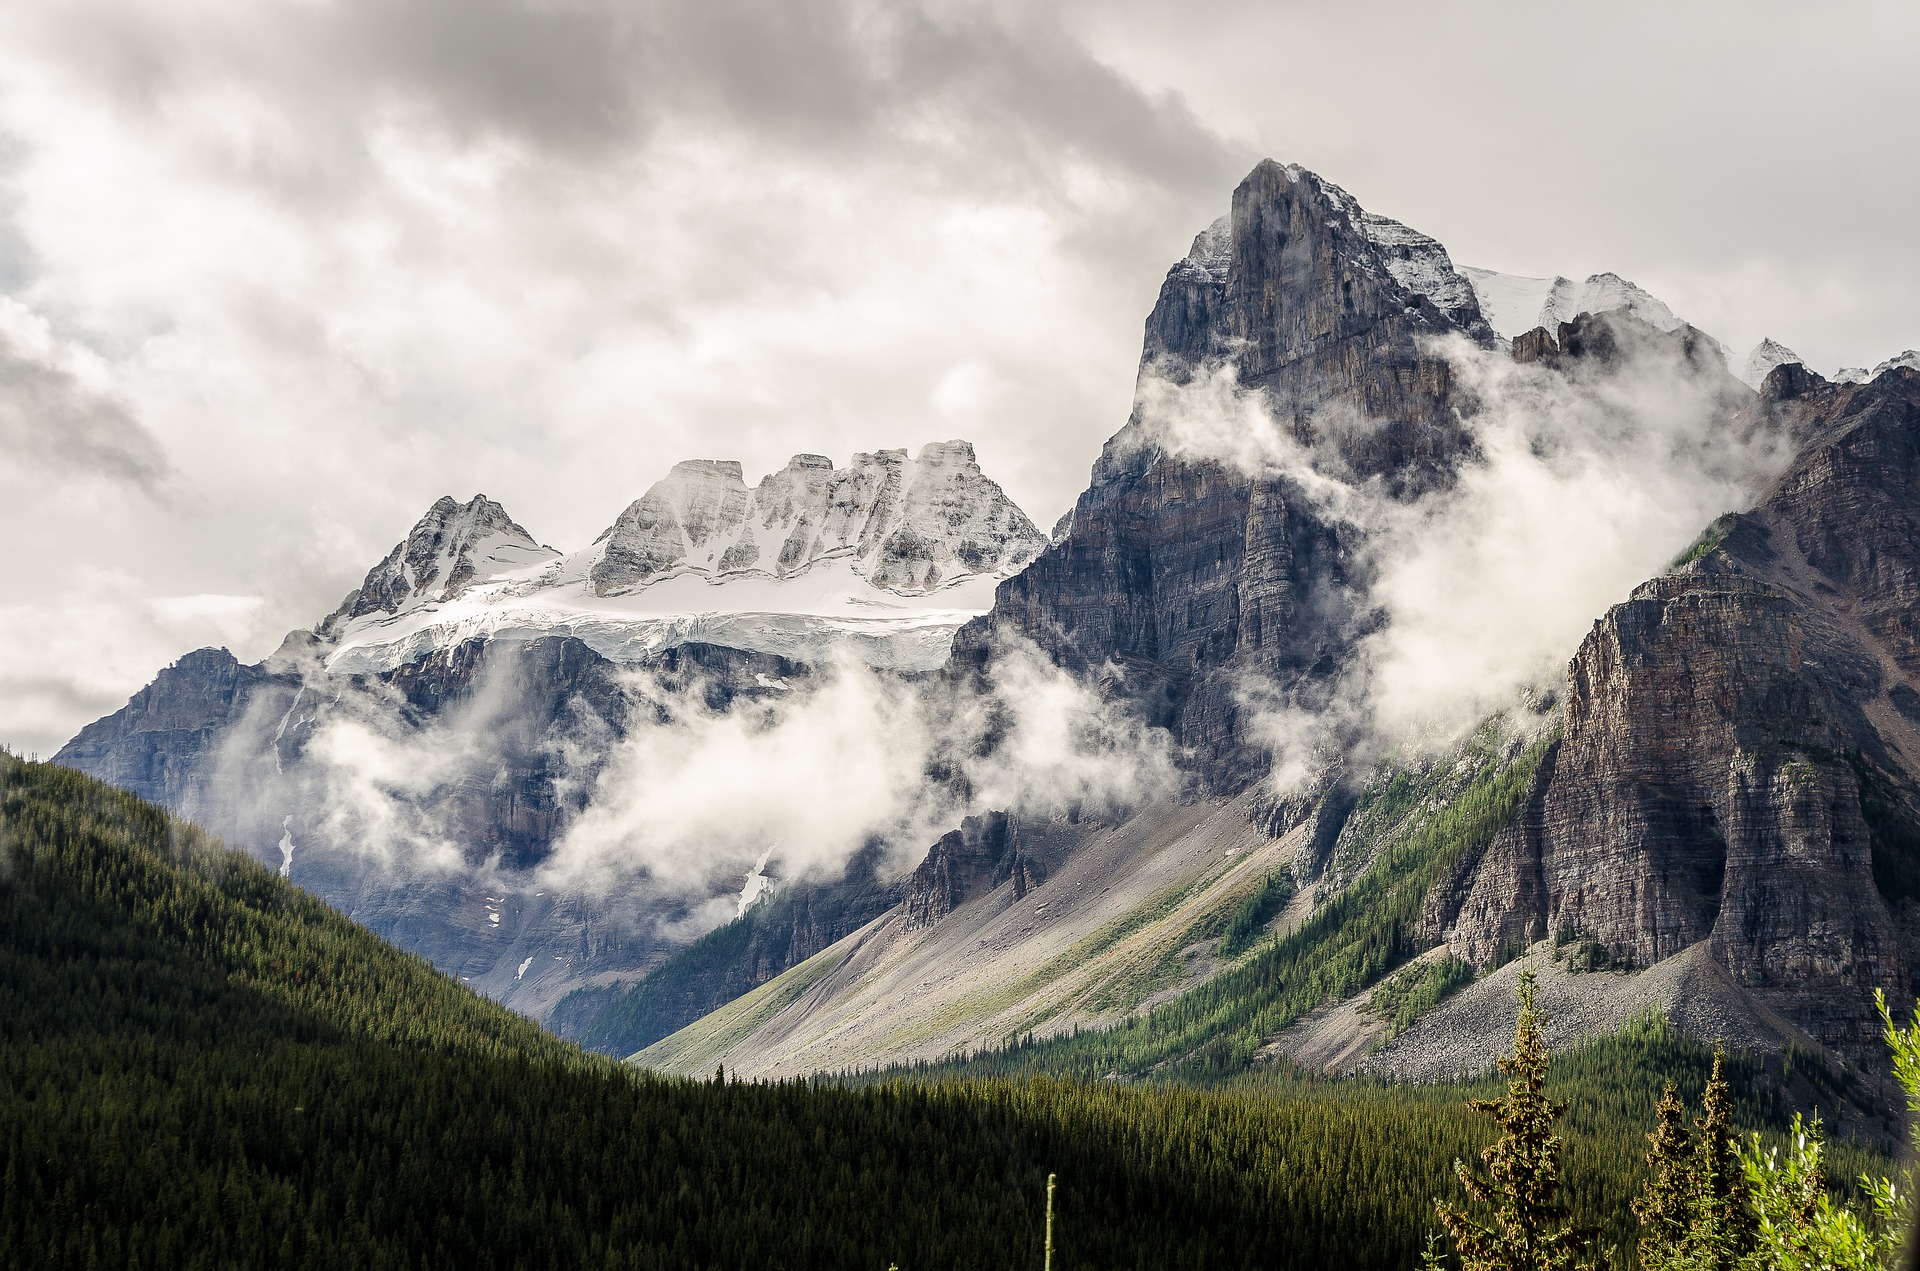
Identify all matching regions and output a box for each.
[1634,1083,1695,1270]
[1434,971,1597,1271]
[1691,1047,1756,1268]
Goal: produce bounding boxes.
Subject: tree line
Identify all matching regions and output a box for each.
[0,751,1906,1269]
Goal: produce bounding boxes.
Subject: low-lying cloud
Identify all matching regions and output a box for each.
[208,630,1178,941]
[543,638,1180,919]
[1132,316,1792,782]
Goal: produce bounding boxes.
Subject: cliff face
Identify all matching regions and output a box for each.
[956,160,1491,791]
[54,647,268,817]
[1447,367,1920,1055]
[901,811,1052,929]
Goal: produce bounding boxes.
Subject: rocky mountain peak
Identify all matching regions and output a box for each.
[1871,350,1920,380]
[1741,337,1803,390]
[1461,267,1686,343]
[1540,272,1678,333]
[337,494,554,626]
[1143,160,1492,382]
[587,440,1045,597]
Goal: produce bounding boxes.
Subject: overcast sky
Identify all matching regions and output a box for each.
[2,0,1916,757]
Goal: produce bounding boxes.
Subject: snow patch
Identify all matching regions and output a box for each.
[1459,267,1559,340]
[1741,338,1803,390]
[1870,350,1920,380]
[1461,267,1684,340]
[738,849,776,917]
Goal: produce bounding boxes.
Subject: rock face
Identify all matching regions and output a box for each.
[588,441,1044,597]
[1446,367,1920,1055]
[55,647,268,818]
[901,811,1048,929]
[957,160,1492,791]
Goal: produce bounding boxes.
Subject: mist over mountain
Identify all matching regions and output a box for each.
[55,155,1920,1096]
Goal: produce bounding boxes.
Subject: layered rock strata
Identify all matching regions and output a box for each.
[1443,367,1920,1055]
[956,160,1494,791]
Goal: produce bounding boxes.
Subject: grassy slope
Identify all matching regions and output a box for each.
[898,729,1555,1084]
[636,798,1300,1076]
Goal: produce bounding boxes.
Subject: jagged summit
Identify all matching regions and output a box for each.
[1460,267,1683,341]
[324,495,556,633]
[317,441,1046,675]
[1871,349,1920,380]
[1141,160,1493,382]
[586,440,1043,597]
[1741,338,1803,390]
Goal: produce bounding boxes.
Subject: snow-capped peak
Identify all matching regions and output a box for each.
[318,441,1048,677]
[1834,351,1920,385]
[331,495,555,629]
[1542,273,1680,334]
[1460,267,1685,340]
[586,440,1045,598]
[1741,338,1803,390]
[1870,350,1920,380]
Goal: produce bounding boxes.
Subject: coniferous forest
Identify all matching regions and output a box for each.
[0,752,1904,1270]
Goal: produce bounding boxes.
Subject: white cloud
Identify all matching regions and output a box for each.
[0,572,266,758]
[1129,319,1790,783]
[525,637,1178,930]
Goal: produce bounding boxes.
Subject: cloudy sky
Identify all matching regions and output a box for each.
[1,0,1916,757]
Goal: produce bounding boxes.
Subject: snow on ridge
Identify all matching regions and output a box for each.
[586,440,1045,600]
[319,442,1045,674]
[1741,338,1803,390]
[1829,352,1917,386]
[1462,267,1685,341]
[1870,350,1920,380]
[1355,212,1483,329]
[1542,273,1680,334]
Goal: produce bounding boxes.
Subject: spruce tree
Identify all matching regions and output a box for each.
[1434,970,1596,1271]
[1691,1047,1756,1268]
[1635,1083,1695,1270]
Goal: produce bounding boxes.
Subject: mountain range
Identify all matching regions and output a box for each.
[56,157,1920,1090]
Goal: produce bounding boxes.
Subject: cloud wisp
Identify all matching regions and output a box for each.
[198,630,1177,940]
[1131,316,1791,783]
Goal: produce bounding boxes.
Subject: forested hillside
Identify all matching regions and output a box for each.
[0,754,1889,1270]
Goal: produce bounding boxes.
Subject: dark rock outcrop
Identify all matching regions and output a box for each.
[1450,367,1920,1056]
[955,160,1493,792]
[55,647,267,816]
[901,811,1049,928]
